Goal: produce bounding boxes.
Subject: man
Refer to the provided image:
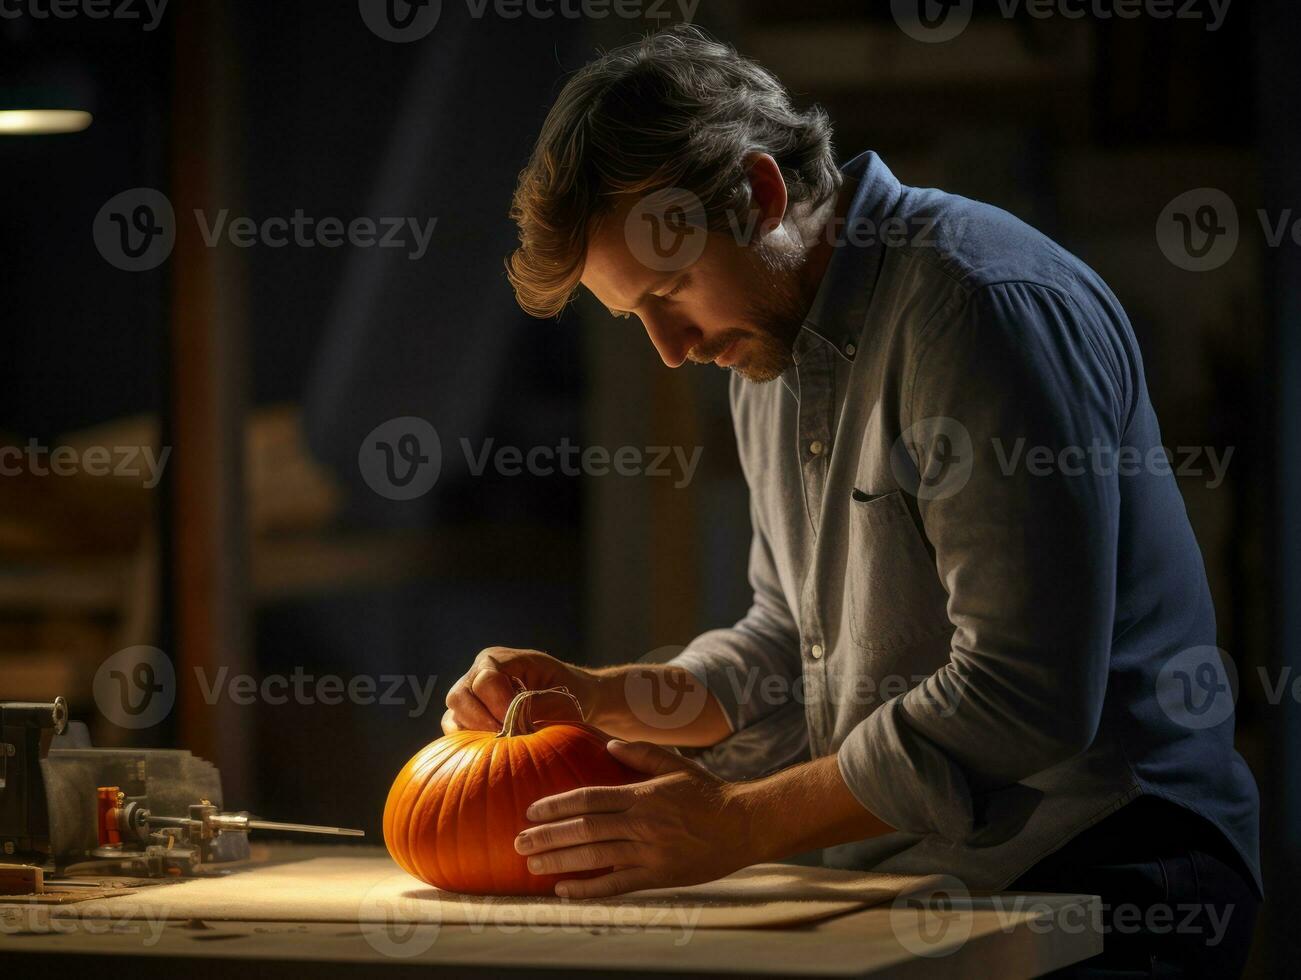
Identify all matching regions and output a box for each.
[443,26,1261,976]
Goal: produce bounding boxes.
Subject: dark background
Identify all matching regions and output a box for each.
[2,1,1297,974]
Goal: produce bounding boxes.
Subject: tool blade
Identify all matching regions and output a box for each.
[243,820,364,837]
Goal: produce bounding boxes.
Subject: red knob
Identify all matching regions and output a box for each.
[96,786,122,846]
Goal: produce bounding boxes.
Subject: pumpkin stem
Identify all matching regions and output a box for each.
[496,687,583,737]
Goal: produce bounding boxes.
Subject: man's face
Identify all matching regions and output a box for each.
[580,194,807,383]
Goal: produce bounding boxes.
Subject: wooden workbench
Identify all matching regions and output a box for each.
[0,846,1102,978]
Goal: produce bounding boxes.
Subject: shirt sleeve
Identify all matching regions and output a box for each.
[668,375,804,740]
[837,280,1128,843]
[669,495,804,736]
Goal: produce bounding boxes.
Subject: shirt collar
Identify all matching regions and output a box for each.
[780,151,903,396]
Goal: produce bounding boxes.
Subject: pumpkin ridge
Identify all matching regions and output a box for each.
[442,737,485,890]
[546,726,601,800]
[487,737,510,895]
[387,742,444,875]
[423,736,480,888]
[406,737,467,882]
[515,729,554,892]
[502,733,527,893]
[400,736,465,875]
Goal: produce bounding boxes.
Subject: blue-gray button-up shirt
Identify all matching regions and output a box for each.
[670,151,1261,892]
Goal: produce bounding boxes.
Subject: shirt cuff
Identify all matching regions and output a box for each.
[837,697,976,843]
[666,638,745,734]
[682,702,810,781]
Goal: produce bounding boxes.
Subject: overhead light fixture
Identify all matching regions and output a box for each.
[0,108,92,135]
[0,49,94,136]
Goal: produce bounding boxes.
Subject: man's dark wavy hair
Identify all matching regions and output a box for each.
[507,24,840,317]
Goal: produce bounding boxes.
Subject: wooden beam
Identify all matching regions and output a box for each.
[168,0,252,800]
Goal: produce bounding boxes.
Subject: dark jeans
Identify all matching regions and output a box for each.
[1010,796,1260,979]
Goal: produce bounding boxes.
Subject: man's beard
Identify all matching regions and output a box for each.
[687,237,812,383]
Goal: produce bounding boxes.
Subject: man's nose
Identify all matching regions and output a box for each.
[642,309,702,368]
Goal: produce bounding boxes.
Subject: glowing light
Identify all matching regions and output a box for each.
[0,109,92,135]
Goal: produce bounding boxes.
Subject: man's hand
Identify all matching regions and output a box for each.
[513,739,756,899]
[516,748,896,898]
[443,651,732,746]
[442,647,596,734]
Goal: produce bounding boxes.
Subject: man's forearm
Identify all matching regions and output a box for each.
[584,657,894,857]
[584,663,733,747]
[730,754,895,861]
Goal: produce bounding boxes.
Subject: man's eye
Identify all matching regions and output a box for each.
[663,276,689,299]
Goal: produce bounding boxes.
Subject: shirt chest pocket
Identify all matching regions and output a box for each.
[844,489,953,652]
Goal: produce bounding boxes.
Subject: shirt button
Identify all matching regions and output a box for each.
[809,440,825,456]
[845,343,856,357]
[810,643,824,660]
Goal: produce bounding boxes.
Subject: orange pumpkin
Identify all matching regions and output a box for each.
[383,687,641,895]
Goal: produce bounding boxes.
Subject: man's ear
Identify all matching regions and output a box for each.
[745,152,789,240]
